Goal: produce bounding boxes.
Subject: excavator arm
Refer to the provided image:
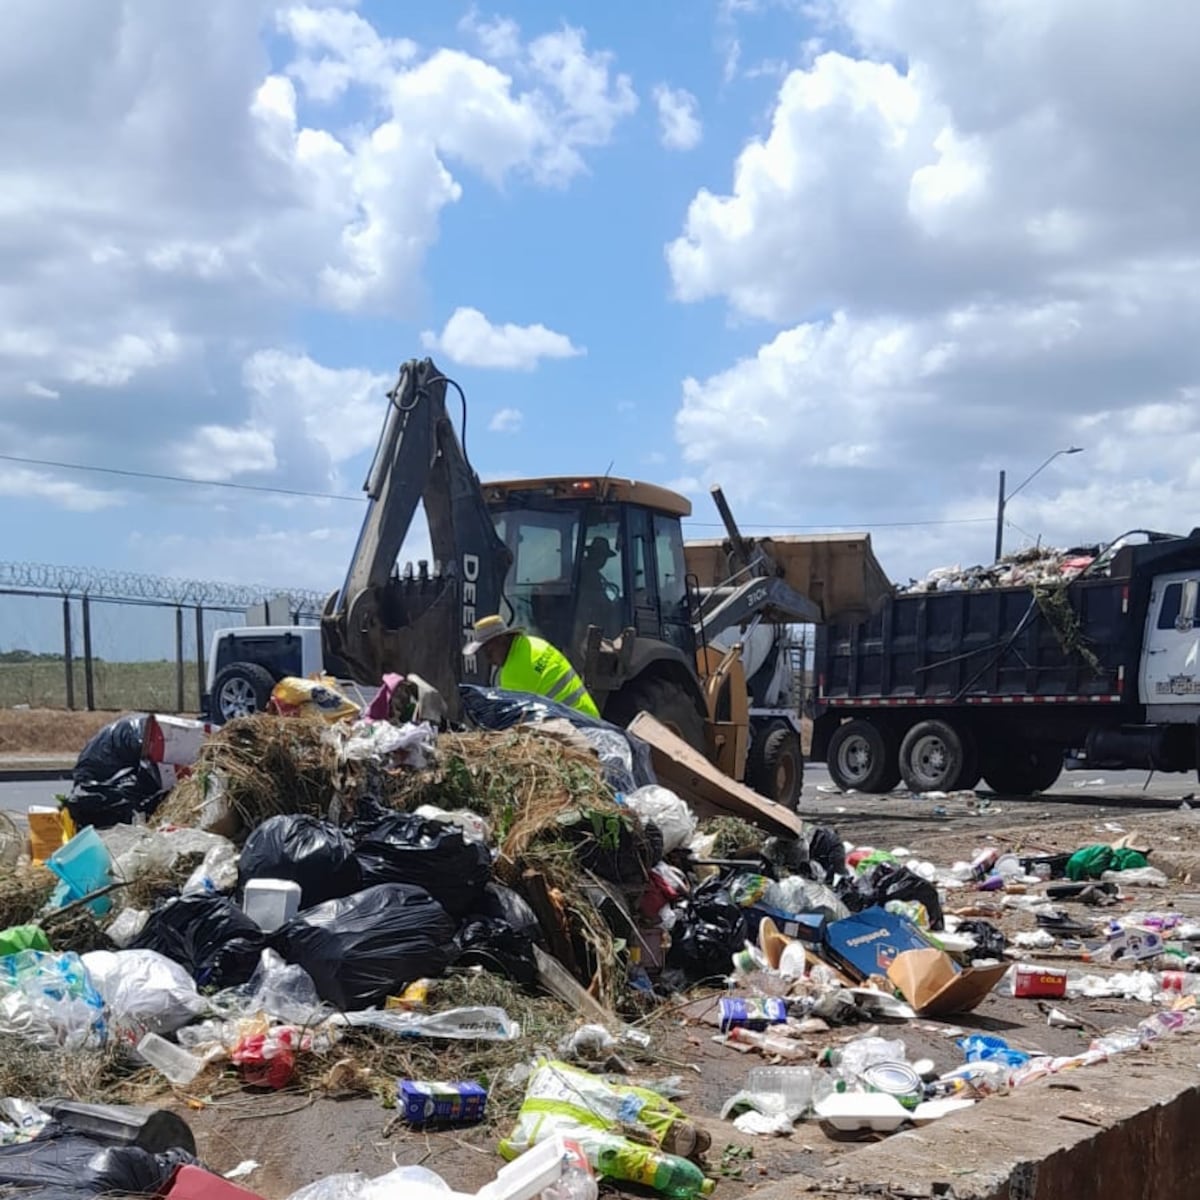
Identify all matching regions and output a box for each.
[322,358,512,717]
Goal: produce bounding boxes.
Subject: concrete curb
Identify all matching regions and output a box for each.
[755,1035,1200,1199]
[0,767,72,783]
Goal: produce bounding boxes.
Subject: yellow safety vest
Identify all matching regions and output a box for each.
[499,634,600,719]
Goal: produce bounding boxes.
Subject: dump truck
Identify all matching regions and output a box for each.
[202,358,886,809]
[812,529,1200,794]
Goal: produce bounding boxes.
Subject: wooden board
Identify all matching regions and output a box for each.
[628,712,805,839]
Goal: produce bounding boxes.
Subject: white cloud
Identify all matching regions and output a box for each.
[489,407,524,434]
[0,468,122,513]
[458,8,523,61]
[653,85,702,151]
[669,0,1200,580]
[0,4,634,521]
[421,307,585,370]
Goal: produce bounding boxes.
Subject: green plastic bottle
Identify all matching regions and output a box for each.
[595,1137,715,1199]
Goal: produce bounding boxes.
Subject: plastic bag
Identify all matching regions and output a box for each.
[239,814,362,908]
[477,882,544,942]
[1101,866,1168,888]
[413,804,490,844]
[66,714,166,829]
[275,884,457,1011]
[459,684,657,788]
[1067,845,1148,881]
[181,841,240,897]
[285,1164,451,1200]
[556,808,662,885]
[81,949,206,1044]
[455,916,538,986]
[106,907,149,948]
[667,878,749,981]
[957,919,1007,963]
[854,864,945,931]
[0,950,107,1049]
[772,876,850,921]
[624,786,697,855]
[806,826,847,880]
[208,949,330,1027]
[130,894,266,989]
[0,925,51,957]
[354,813,490,918]
[0,1131,196,1195]
[341,1005,521,1041]
[331,719,437,769]
[270,675,361,722]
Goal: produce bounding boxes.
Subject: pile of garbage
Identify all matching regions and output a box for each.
[5,678,1200,1200]
[900,544,1099,594]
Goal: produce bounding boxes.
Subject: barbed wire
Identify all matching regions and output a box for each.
[0,562,327,614]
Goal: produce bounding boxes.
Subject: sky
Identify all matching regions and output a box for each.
[4,0,1200,610]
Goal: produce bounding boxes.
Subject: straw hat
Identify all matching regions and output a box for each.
[463,614,524,656]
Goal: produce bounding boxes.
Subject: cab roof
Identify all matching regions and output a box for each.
[482,476,692,518]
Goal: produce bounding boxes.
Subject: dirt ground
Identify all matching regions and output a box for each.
[0,707,119,756]
[168,807,1200,1200]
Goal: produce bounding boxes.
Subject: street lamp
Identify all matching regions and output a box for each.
[995,446,1084,561]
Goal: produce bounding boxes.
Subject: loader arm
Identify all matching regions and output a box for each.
[322,358,512,715]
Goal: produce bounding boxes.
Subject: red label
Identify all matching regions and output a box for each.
[1013,966,1067,998]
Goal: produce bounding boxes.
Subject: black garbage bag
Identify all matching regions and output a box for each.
[239,814,361,908]
[477,882,545,944]
[956,918,1007,963]
[667,878,749,981]
[806,826,847,880]
[354,813,490,918]
[459,684,657,791]
[274,883,457,1010]
[858,864,945,931]
[130,894,266,988]
[557,809,663,885]
[0,1127,196,1195]
[454,916,538,987]
[66,714,166,829]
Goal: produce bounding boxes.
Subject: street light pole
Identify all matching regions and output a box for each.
[994,447,1084,562]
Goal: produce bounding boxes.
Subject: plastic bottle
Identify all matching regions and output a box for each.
[725,1027,808,1059]
[594,1138,714,1199]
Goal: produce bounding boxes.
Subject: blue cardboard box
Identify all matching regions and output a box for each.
[823,906,939,981]
[398,1079,488,1126]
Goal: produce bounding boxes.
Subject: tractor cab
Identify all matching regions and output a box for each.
[482,477,695,668]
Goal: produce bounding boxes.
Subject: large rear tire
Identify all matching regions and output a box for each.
[899,719,972,793]
[982,745,1063,795]
[826,719,901,794]
[747,721,804,811]
[605,675,707,754]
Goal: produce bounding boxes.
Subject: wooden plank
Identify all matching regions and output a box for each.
[628,712,805,839]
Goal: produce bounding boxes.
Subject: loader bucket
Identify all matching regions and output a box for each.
[684,532,893,624]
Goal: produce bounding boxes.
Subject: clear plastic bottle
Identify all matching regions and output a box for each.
[594,1138,714,1200]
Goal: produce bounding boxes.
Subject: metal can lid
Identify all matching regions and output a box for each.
[859,1061,922,1098]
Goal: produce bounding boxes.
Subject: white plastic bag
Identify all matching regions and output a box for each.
[285,1165,450,1200]
[1102,867,1169,888]
[0,950,107,1049]
[106,907,149,948]
[208,949,329,1027]
[182,841,240,896]
[624,786,697,855]
[414,804,491,844]
[81,949,206,1043]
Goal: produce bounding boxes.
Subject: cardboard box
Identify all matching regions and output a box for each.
[824,907,935,982]
[886,948,1010,1017]
[398,1079,487,1126]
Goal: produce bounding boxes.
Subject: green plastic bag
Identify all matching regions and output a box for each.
[0,925,51,958]
[1065,845,1149,881]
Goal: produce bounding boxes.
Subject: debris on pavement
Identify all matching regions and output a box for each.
[7,689,1200,1198]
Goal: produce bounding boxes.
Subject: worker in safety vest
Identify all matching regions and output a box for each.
[463,614,600,718]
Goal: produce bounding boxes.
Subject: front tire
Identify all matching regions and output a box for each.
[212,662,277,724]
[748,722,804,810]
[826,719,901,794]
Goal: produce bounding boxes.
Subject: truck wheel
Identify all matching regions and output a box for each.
[982,746,1063,796]
[748,722,805,810]
[827,719,901,794]
[954,728,982,791]
[212,663,276,724]
[899,720,969,793]
[605,676,707,755]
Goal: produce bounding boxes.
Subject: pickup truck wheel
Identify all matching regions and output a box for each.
[899,720,968,793]
[212,662,277,724]
[982,746,1063,796]
[827,719,901,794]
[748,722,805,810]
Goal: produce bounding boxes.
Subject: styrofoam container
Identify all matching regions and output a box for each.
[242,879,301,932]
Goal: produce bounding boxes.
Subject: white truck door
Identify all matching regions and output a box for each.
[1141,571,1200,715]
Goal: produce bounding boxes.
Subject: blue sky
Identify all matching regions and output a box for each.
[3,0,1198,633]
